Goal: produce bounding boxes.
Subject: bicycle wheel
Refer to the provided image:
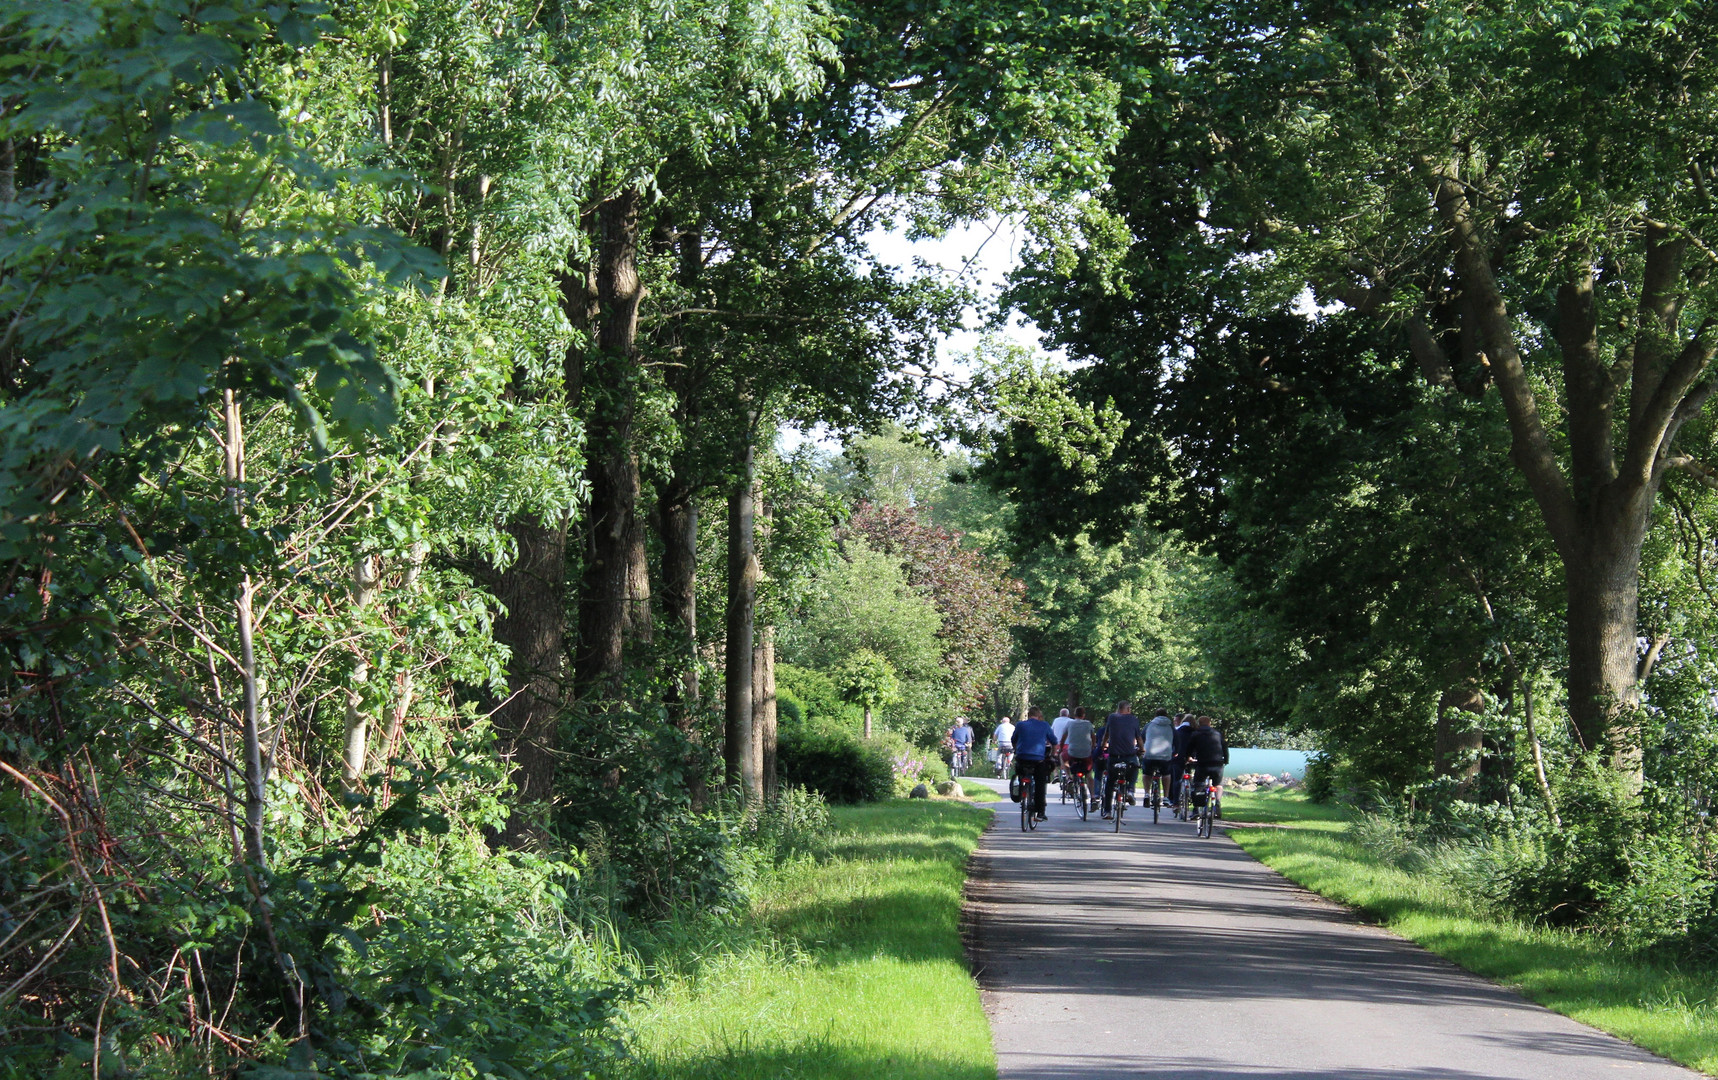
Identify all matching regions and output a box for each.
[1199,798,1212,838]
[1027,783,1038,831]
[1020,784,1030,831]
[1076,777,1088,821]
[1113,783,1124,832]
[1152,777,1160,824]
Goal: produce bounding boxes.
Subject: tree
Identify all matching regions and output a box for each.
[776,539,950,740]
[835,649,900,740]
[847,501,1027,711]
[1006,3,1718,775]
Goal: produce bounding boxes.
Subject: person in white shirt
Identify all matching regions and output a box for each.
[993,716,1016,773]
[1050,707,1075,746]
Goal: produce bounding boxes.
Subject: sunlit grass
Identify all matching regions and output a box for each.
[624,802,997,1080]
[1221,787,1350,831]
[1228,797,1718,1075]
[958,778,999,800]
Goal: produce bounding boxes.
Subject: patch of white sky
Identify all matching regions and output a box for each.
[777,215,1055,454]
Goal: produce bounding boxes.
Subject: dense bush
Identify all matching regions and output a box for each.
[777,720,895,803]
[777,663,864,728]
[1343,757,1718,958]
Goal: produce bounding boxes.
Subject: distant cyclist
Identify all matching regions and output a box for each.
[1185,715,1230,811]
[1059,707,1096,800]
[1169,712,1194,808]
[1011,707,1056,823]
[1089,710,1109,811]
[1140,708,1175,806]
[1099,700,1143,819]
[948,717,974,775]
[1051,707,1075,746]
[994,715,1016,774]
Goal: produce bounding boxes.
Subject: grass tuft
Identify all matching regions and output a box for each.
[1223,789,1718,1076]
[624,801,997,1080]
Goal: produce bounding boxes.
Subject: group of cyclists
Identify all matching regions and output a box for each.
[947,703,1231,826]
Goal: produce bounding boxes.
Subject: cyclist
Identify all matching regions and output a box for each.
[1051,707,1075,746]
[1089,710,1109,810]
[1169,712,1194,809]
[1185,715,1230,813]
[1059,708,1096,803]
[1011,707,1056,823]
[1099,700,1143,819]
[1141,708,1176,808]
[948,716,974,775]
[994,715,1016,775]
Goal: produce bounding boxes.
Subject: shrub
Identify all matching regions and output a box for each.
[777,722,894,803]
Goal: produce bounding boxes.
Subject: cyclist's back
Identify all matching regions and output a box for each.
[1142,711,1174,761]
[1186,716,1229,806]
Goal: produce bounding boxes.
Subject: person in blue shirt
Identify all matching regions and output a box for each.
[1011,706,1057,822]
[947,717,975,774]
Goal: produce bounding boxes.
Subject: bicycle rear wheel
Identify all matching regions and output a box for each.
[1199,799,1212,838]
[1020,785,1030,831]
[1113,786,1124,832]
[1152,778,1160,823]
[1076,777,1088,821]
[1027,785,1038,831]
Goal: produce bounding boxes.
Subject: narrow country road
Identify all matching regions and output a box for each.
[962,781,1701,1080]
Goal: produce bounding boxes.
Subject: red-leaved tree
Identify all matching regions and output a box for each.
[847,503,1030,709]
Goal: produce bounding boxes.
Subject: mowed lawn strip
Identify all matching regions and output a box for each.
[1223,789,1718,1076]
[626,801,997,1080]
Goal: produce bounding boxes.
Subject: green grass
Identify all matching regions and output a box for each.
[1225,794,1718,1076]
[958,778,999,800]
[625,801,997,1080]
[1221,787,1350,831]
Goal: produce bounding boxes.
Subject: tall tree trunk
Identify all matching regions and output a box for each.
[862,703,872,740]
[1017,663,1030,724]
[657,488,705,807]
[754,625,776,802]
[488,517,569,842]
[1564,515,1649,765]
[572,188,649,699]
[724,428,760,802]
[341,553,382,790]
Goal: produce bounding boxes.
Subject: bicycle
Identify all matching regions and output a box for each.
[1019,768,1039,832]
[1143,768,1166,824]
[1067,765,1089,822]
[1056,761,1074,804]
[951,745,971,777]
[1109,760,1135,832]
[1175,769,1195,821]
[1195,772,1222,838]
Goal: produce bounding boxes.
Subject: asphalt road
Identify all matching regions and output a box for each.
[962,779,1701,1080]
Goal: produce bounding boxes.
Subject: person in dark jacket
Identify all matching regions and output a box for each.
[1185,715,1229,807]
[1169,712,1194,808]
[1099,701,1143,818]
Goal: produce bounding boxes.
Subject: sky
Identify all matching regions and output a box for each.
[778,216,1049,452]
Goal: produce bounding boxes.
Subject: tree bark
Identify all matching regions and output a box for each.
[657,488,706,807]
[488,516,568,842]
[341,553,382,791]
[724,431,760,802]
[754,625,776,802]
[572,188,650,699]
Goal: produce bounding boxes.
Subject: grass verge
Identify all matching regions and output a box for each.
[958,778,999,800]
[1223,790,1718,1075]
[624,801,997,1080]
